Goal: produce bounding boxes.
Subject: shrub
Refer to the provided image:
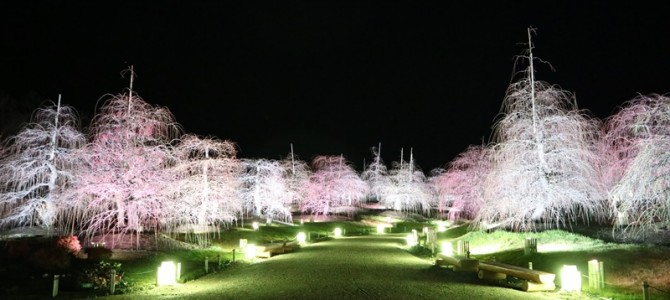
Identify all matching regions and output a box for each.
[56,235,82,255]
[29,247,71,272]
[85,247,113,261]
[77,260,128,294]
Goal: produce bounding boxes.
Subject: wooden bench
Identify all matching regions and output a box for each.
[256,241,300,258]
[477,261,555,291]
[435,253,479,272]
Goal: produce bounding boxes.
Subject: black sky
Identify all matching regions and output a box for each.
[1,1,669,171]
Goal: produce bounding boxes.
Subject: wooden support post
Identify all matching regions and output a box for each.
[205,256,209,273]
[232,249,236,262]
[110,269,116,294]
[217,254,222,269]
[588,260,605,290]
[457,240,469,257]
[52,274,59,298]
[177,262,181,281]
[524,238,537,255]
[642,281,650,300]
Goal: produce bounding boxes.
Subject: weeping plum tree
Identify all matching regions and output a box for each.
[240,158,293,222]
[380,149,434,215]
[362,144,390,205]
[280,146,310,212]
[165,134,242,237]
[0,96,85,229]
[72,72,182,238]
[478,30,605,231]
[430,145,491,221]
[302,155,368,216]
[603,95,670,235]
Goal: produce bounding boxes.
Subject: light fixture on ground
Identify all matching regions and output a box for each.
[377,224,385,234]
[157,261,177,286]
[406,233,418,247]
[441,242,453,256]
[252,221,259,231]
[296,232,306,244]
[561,265,581,292]
[245,244,257,259]
[334,227,342,238]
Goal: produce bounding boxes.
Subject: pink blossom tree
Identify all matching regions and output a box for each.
[477,30,605,231]
[302,155,369,216]
[72,72,182,239]
[164,134,242,236]
[430,145,491,221]
[380,149,435,215]
[603,95,670,235]
[0,96,85,229]
[240,158,293,222]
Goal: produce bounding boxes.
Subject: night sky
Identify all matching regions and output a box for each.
[2,1,669,171]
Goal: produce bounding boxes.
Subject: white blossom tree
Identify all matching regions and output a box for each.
[240,158,292,222]
[0,96,85,229]
[603,95,670,235]
[430,145,491,221]
[361,144,390,205]
[164,134,242,236]
[72,72,182,239]
[302,155,369,216]
[280,146,310,213]
[380,149,434,215]
[477,30,605,231]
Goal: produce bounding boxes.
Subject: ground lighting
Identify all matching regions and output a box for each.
[441,241,453,256]
[376,224,385,234]
[561,265,582,292]
[245,244,257,259]
[296,232,307,244]
[252,221,259,231]
[157,261,178,286]
[334,227,342,238]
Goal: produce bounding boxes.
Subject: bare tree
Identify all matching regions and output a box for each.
[164,134,242,237]
[603,95,670,236]
[477,29,605,231]
[302,155,368,216]
[0,96,85,229]
[430,145,491,221]
[240,158,293,222]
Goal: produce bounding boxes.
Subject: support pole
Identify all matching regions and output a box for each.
[205,256,209,273]
[52,274,59,298]
[642,281,650,300]
[110,270,116,294]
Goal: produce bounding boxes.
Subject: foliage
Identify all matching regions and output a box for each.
[604,95,670,236]
[477,33,605,231]
[303,155,369,216]
[361,145,390,202]
[77,260,127,293]
[56,235,82,255]
[280,150,310,213]
[430,145,491,220]
[29,246,71,272]
[379,149,434,215]
[0,97,85,228]
[84,246,113,261]
[70,85,182,240]
[240,158,293,222]
[165,134,241,237]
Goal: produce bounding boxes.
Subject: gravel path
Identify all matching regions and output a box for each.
[105,234,560,300]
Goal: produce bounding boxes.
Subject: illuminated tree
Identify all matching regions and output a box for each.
[302,155,368,216]
[240,158,292,222]
[477,30,605,231]
[603,95,670,235]
[73,73,181,238]
[380,149,434,215]
[430,145,491,220]
[164,134,242,235]
[362,144,390,203]
[0,96,85,229]
[280,147,310,213]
